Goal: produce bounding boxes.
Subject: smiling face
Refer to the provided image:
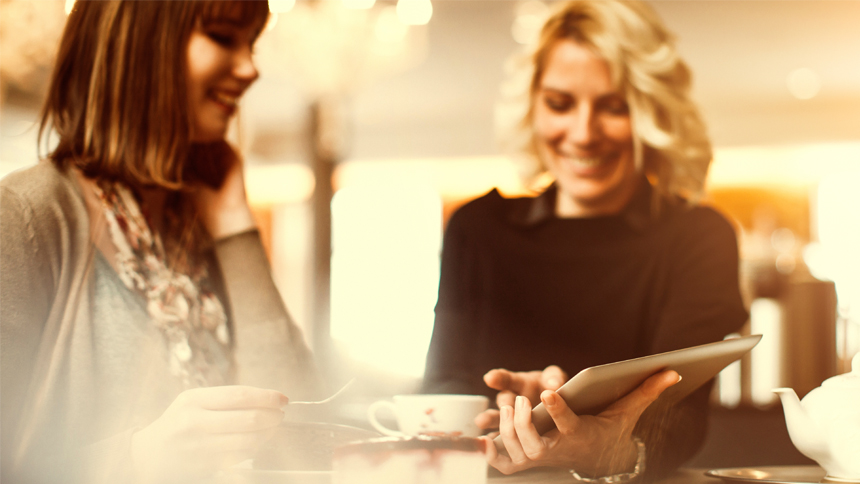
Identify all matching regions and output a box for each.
[186,10,264,143]
[532,39,639,217]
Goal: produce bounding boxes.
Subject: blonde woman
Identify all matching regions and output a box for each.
[0,2,318,483]
[423,0,747,480]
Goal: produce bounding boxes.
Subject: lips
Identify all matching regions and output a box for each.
[554,151,621,177]
[209,89,241,111]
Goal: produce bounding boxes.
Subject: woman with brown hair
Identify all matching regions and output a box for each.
[423,0,747,481]
[0,2,317,483]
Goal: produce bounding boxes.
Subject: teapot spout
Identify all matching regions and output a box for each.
[773,388,827,461]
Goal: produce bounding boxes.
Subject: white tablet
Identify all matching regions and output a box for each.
[493,334,761,446]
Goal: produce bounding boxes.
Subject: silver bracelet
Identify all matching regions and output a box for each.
[569,437,646,483]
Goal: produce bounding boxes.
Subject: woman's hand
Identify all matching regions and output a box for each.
[482,369,681,477]
[188,141,256,240]
[130,385,288,483]
[475,365,568,431]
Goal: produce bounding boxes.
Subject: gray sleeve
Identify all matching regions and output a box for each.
[213,229,321,400]
[0,186,55,481]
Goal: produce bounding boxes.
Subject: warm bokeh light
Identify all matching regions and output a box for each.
[264,11,279,32]
[244,163,315,205]
[787,67,821,100]
[811,169,860,361]
[512,0,550,45]
[336,156,533,200]
[268,0,295,14]
[749,299,782,406]
[374,6,409,43]
[256,0,430,98]
[396,0,432,26]
[707,142,860,190]
[815,170,860,254]
[718,333,743,408]
[342,0,376,9]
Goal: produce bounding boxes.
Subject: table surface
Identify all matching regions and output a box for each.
[227,466,769,483]
[489,467,714,483]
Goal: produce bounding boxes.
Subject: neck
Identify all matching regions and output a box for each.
[554,176,642,218]
[137,186,170,237]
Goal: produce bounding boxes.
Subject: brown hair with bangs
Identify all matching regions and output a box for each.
[39,0,269,190]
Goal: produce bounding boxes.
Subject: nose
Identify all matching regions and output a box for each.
[565,104,600,148]
[233,46,259,84]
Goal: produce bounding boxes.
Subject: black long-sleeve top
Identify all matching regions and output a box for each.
[423,180,748,479]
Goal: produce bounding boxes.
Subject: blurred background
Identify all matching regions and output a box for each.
[2,0,859,467]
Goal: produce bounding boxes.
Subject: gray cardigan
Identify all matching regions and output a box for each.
[1,161,319,483]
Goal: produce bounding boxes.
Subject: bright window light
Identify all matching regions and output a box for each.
[268,0,295,14]
[707,142,860,190]
[749,299,782,406]
[335,156,531,199]
[330,182,442,378]
[342,0,376,9]
[396,0,432,26]
[813,168,860,360]
[244,163,315,205]
[718,333,743,408]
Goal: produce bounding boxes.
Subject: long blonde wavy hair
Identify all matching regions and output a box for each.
[497,0,712,202]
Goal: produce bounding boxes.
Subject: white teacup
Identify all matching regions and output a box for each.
[367,394,489,438]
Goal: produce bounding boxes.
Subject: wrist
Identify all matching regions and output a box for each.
[205,205,256,240]
[569,437,645,483]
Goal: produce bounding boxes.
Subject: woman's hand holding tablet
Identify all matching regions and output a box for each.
[481,335,762,475]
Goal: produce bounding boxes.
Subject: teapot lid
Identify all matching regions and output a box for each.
[821,353,860,389]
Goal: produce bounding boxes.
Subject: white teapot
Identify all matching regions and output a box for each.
[774,353,860,482]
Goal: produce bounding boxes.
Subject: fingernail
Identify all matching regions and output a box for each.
[515,395,524,410]
[279,394,290,406]
[542,391,556,408]
[677,374,683,383]
[502,406,512,420]
[548,378,562,389]
[479,436,492,455]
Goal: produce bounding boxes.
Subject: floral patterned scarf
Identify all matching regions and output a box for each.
[93,181,231,389]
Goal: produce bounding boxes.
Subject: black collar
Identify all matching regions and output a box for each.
[508,178,662,232]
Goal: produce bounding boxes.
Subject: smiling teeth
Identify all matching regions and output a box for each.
[213,92,238,107]
[564,156,606,167]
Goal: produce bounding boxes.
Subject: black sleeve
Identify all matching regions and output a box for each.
[650,208,749,354]
[637,208,749,481]
[422,206,486,395]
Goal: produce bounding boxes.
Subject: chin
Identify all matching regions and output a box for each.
[190,129,228,144]
[559,180,617,201]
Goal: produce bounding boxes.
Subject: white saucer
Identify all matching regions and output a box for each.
[704,465,857,484]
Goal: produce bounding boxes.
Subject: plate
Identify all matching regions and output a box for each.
[705,466,830,483]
